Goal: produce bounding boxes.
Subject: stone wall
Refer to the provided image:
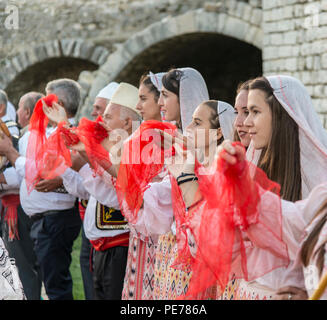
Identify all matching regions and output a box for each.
[1,0,327,125]
[0,0,262,108]
[262,0,327,125]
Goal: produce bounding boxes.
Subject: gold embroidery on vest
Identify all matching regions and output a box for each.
[95,201,128,230]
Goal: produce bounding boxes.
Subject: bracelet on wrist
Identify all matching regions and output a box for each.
[177,176,198,186]
[176,172,196,183]
[186,197,203,211]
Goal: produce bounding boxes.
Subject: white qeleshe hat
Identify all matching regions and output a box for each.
[110,82,140,115]
[96,82,119,100]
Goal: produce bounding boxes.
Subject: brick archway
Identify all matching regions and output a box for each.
[1,39,110,106]
[80,6,263,118]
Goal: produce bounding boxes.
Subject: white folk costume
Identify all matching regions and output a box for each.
[62,82,119,300]
[235,75,327,300]
[122,72,166,300]
[129,68,211,299]
[76,82,139,300]
[16,114,81,300]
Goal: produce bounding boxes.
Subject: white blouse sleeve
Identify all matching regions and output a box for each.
[79,164,120,209]
[61,167,90,200]
[132,175,174,237]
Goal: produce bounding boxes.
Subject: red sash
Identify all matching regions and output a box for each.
[1,194,20,240]
[90,232,130,251]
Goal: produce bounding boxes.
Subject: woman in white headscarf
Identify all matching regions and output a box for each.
[151,92,236,300]
[121,71,166,300]
[127,67,210,299]
[207,75,327,300]
[159,99,236,300]
[135,72,164,122]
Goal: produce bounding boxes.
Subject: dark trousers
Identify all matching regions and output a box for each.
[1,204,42,300]
[93,246,128,300]
[30,207,81,300]
[80,226,94,300]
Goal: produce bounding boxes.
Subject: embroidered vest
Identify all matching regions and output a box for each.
[95,201,128,230]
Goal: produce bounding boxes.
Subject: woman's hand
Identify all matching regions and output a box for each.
[69,140,86,153]
[216,140,246,165]
[155,129,195,179]
[43,101,68,125]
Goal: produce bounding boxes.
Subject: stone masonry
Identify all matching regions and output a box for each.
[1,0,327,125]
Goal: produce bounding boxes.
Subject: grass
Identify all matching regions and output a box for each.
[70,230,85,300]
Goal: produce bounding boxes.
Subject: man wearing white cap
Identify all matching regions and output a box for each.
[77,82,141,300]
[43,81,119,300]
[91,82,119,119]
[71,81,118,300]
[46,82,141,299]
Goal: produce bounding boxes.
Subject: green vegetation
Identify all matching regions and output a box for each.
[70,231,85,300]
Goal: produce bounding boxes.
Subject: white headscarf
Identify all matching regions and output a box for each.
[178,67,209,133]
[148,72,165,91]
[217,101,236,141]
[247,75,327,198]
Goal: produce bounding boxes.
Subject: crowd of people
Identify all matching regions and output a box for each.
[0,66,326,300]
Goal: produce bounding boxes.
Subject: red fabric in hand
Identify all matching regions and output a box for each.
[173,142,289,299]
[75,116,111,176]
[115,120,176,224]
[36,121,76,181]
[26,94,58,192]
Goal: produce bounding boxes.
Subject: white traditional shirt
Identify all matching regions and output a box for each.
[79,164,129,240]
[15,120,76,216]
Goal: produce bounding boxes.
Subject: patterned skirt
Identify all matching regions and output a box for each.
[122,232,157,300]
[217,276,240,300]
[153,232,217,300]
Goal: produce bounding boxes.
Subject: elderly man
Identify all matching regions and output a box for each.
[75,83,141,300]
[0,79,82,300]
[60,81,119,300]
[44,82,141,299]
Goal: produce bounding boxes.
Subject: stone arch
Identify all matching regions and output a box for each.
[1,39,110,106]
[81,6,263,118]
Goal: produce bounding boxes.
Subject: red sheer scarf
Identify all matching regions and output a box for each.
[172,142,289,299]
[26,110,111,191]
[26,94,58,192]
[115,120,176,223]
[74,116,111,176]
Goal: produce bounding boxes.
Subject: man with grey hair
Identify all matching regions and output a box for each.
[17,92,44,130]
[45,78,81,119]
[44,82,141,299]
[0,79,82,300]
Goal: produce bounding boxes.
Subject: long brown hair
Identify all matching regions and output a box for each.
[249,77,302,202]
[301,202,327,277]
